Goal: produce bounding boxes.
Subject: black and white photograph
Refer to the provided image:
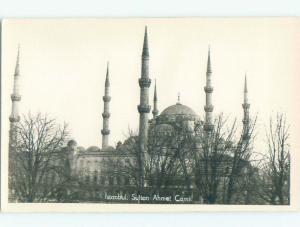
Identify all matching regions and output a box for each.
[1,18,299,212]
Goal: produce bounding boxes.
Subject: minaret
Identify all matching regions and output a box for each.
[242,74,250,140]
[203,47,214,132]
[101,62,111,148]
[152,80,158,118]
[138,27,151,152]
[9,47,21,152]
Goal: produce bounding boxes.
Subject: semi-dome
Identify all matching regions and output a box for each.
[160,103,198,118]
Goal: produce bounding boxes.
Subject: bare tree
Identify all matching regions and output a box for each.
[9,113,70,202]
[225,116,257,204]
[192,114,238,204]
[117,114,258,204]
[98,113,290,205]
[146,121,194,191]
[115,122,195,201]
[258,114,290,205]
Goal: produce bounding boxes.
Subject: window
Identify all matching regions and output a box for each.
[116,176,121,185]
[100,176,106,185]
[125,177,130,185]
[93,171,98,184]
[109,177,114,185]
[79,159,84,169]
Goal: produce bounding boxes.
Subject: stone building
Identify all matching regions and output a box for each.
[9,27,252,203]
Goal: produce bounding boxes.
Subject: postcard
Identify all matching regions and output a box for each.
[1,18,299,212]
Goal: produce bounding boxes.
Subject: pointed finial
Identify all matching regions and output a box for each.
[105,61,110,87]
[154,79,157,101]
[142,26,149,57]
[207,45,212,73]
[177,92,181,104]
[244,73,248,93]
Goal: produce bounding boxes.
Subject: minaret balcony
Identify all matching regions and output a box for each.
[204,105,214,112]
[102,112,111,118]
[101,129,110,135]
[139,78,151,88]
[242,103,250,109]
[11,94,21,101]
[103,96,111,102]
[242,118,250,124]
[9,115,20,123]
[204,86,214,93]
[142,55,149,60]
[138,104,151,113]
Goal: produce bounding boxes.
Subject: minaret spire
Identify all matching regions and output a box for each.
[9,46,22,152]
[142,26,149,57]
[101,62,111,149]
[204,46,214,132]
[244,74,248,95]
[207,45,212,73]
[152,80,158,118]
[14,45,20,77]
[105,62,110,87]
[138,26,151,186]
[242,73,250,140]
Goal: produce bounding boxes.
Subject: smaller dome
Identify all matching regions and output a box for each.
[67,139,77,147]
[77,146,85,152]
[86,146,100,152]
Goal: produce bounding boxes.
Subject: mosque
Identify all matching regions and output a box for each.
[8,27,251,202]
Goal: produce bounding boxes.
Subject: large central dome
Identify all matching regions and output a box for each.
[160,103,198,118]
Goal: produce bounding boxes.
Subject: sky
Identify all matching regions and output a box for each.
[2,18,300,152]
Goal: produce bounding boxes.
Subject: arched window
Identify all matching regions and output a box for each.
[86,161,91,173]
[109,177,114,185]
[125,158,130,167]
[95,160,100,169]
[100,176,106,185]
[79,159,84,169]
[85,175,90,185]
[124,176,130,185]
[93,171,98,184]
[116,176,121,185]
